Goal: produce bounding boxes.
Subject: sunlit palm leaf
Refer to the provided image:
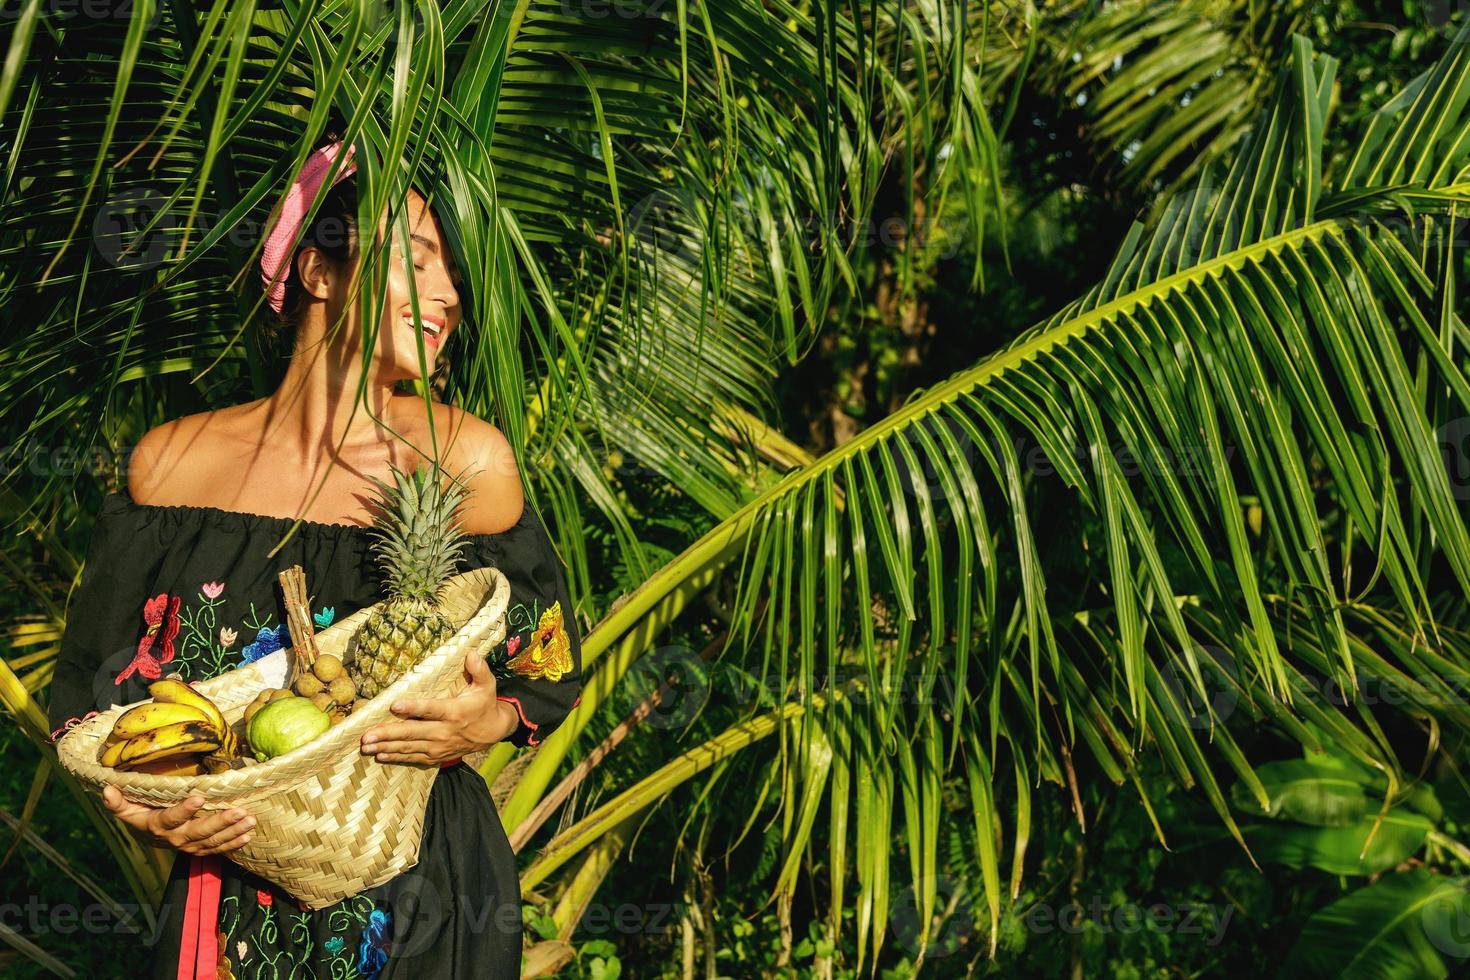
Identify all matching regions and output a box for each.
[512,29,1470,968]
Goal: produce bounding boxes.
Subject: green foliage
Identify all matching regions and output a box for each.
[6,3,1470,979]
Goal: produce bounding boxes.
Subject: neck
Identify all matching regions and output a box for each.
[258,320,397,466]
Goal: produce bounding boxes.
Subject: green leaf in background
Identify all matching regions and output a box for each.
[1286,869,1470,979]
[1243,809,1435,876]
[1231,758,1372,826]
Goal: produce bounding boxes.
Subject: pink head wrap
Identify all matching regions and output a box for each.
[260,139,358,314]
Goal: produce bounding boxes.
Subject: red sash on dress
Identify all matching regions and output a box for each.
[176,854,222,980]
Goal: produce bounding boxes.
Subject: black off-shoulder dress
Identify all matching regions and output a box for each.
[46,491,585,980]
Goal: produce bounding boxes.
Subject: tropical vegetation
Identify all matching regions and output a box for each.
[2,1,1470,977]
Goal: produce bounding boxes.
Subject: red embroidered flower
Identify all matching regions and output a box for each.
[114,594,182,685]
[256,888,273,907]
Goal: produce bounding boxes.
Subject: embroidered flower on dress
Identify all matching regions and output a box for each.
[114,593,182,684]
[202,581,225,599]
[256,888,273,908]
[357,908,392,980]
[503,601,574,682]
[216,930,236,980]
[236,940,247,960]
[314,607,335,628]
[219,626,238,648]
[324,935,345,956]
[240,624,289,664]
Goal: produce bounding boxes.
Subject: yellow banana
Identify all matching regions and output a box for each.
[148,679,229,735]
[107,702,215,742]
[114,720,221,769]
[98,737,130,768]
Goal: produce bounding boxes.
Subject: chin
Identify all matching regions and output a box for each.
[395,353,441,377]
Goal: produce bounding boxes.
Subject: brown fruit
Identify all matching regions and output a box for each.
[294,674,325,698]
[268,688,294,702]
[327,676,357,706]
[243,701,266,726]
[310,692,334,713]
[129,755,204,777]
[312,654,345,683]
[253,690,272,704]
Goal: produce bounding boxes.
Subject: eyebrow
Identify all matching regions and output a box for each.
[409,233,439,253]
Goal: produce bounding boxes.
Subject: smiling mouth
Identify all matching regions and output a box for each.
[403,314,444,346]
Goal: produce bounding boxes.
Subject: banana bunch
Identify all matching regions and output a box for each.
[98,680,240,775]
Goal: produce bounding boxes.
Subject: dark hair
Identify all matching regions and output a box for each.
[262,129,360,352]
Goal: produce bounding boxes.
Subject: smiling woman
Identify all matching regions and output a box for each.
[260,131,465,386]
[42,132,584,980]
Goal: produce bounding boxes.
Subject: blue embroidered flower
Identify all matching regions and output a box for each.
[356,908,392,980]
[324,935,345,956]
[314,607,336,629]
[240,624,289,664]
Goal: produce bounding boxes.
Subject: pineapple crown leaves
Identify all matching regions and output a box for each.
[364,460,480,603]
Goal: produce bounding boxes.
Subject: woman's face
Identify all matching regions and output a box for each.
[307,187,463,384]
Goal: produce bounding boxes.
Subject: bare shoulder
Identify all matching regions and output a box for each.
[126,409,236,505]
[430,402,525,535]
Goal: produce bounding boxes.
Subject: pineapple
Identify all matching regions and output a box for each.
[348,460,475,698]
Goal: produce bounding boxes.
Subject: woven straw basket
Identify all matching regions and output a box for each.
[56,566,510,909]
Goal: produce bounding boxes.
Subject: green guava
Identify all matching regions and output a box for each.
[247,696,332,761]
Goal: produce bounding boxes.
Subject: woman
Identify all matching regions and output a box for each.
[45,135,583,979]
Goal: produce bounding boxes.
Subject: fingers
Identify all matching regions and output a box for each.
[389,696,454,721]
[102,785,155,830]
[366,741,439,765]
[102,785,132,813]
[100,787,255,854]
[464,648,494,686]
[175,808,253,846]
[363,719,444,747]
[191,816,255,855]
[153,796,206,831]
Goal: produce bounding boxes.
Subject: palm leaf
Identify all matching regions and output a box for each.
[511,28,1470,967]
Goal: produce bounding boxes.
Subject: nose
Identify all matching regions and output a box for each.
[426,261,459,323]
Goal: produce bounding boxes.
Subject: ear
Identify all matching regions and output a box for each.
[296,246,336,304]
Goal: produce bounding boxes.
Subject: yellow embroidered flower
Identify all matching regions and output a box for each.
[216,931,236,980]
[504,601,574,682]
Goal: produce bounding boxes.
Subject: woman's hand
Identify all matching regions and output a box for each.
[360,647,519,765]
[102,786,254,856]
